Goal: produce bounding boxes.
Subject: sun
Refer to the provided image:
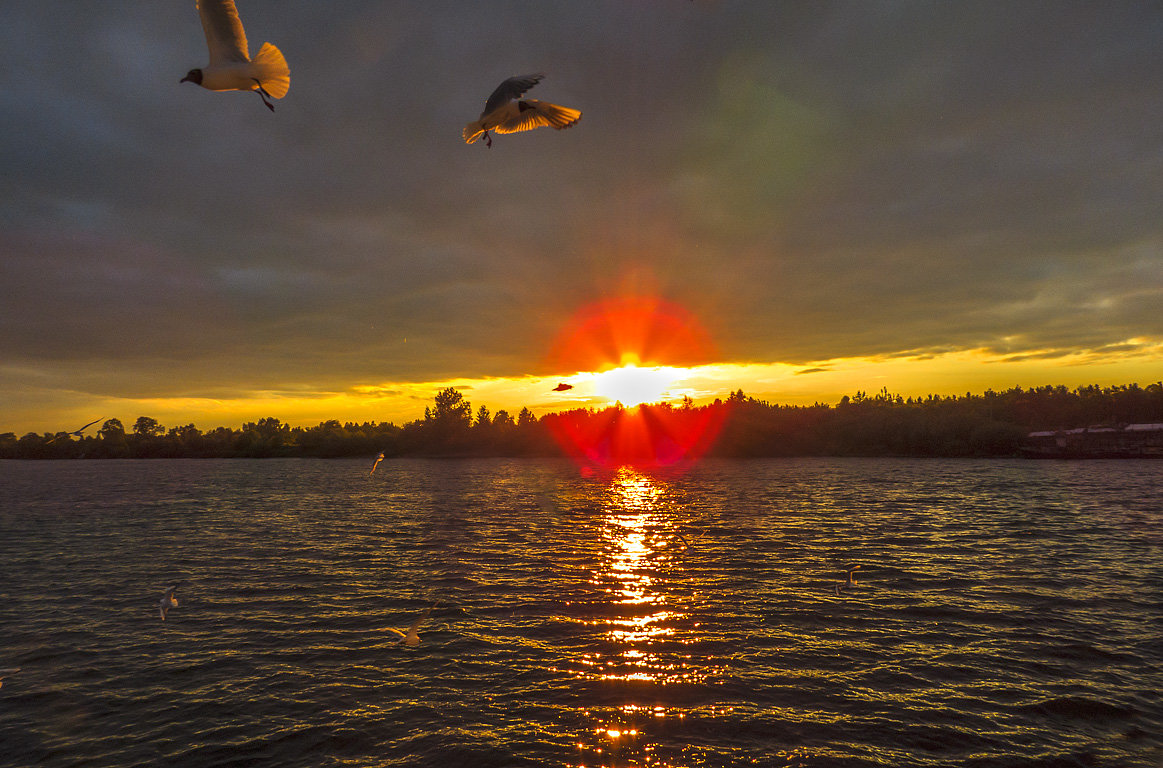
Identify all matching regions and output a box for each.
[543,296,727,469]
[592,363,684,407]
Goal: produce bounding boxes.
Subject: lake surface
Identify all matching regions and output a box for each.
[0,457,1160,767]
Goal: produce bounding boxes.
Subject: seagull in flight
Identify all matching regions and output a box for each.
[845,565,861,587]
[464,74,581,148]
[0,668,20,689]
[369,452,385,476]
[181,0,290,112]
[49,418,102,442]
[552,383,574,392]
[159,583,181,621]
[675,528,705,550]
[387,608,432,647]
[834,566,861,595]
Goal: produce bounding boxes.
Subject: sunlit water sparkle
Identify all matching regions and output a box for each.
[0,457,1160,767]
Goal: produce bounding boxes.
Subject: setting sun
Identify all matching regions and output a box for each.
[592,364,684,407]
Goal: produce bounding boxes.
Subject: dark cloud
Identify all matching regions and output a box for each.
[2,1,1160,421]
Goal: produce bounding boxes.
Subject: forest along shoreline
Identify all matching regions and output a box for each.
[4,383,1162,461]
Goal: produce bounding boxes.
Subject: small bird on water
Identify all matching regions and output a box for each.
[159,583,181,621]
[181,0,290,112]
[464,74,581,148]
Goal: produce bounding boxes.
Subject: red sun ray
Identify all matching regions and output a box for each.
[545,296,725,470]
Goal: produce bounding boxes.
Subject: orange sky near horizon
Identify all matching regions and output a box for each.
[9,344,1161,437]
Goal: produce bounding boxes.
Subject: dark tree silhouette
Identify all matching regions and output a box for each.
[3,381,1160,460]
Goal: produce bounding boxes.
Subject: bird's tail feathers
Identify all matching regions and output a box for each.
[253,43,290,98]
[463,121,487,144]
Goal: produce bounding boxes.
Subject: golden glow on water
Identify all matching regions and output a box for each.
[571,467,713,766]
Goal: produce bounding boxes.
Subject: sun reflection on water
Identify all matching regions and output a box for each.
[570,467,714,767]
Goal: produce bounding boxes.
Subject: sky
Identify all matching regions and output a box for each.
[2,1,1161,435]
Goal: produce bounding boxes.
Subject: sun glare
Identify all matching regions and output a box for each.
[592,364,683,407]
[545,296,726,468]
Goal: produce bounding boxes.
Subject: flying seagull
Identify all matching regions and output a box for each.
[159,583,181,621]
[552,383,574,392]
[845,565,861,587]
[181,0,290,112]
[369,452,385,476]
[464,74,581,148]
[387,608,432,647]
[0,668,20,689]
[834,565,861,595]
[49,418,103,442]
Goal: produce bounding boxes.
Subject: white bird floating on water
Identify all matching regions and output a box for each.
[387,608,432,647]
[181,0,290,112]
[159,583,181,621]
[0,668,20,689]
[464,74,581,148]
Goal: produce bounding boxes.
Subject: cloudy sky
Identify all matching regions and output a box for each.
[2,1,1161,434]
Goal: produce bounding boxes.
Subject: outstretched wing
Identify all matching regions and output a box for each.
[75,418,102,433]
[482,74,543,116]
[494,100,582,135]
[406,609,432,635]
[197,0,250,65]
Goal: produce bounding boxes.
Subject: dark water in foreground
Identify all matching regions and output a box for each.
[0,458,1160,767]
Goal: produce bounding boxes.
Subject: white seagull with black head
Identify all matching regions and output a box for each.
[181,0,290,111]
[464,74,581,148]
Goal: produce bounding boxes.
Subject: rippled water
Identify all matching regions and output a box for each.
[0,457,1160,767]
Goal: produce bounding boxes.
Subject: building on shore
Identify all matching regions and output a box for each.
[1022,423,1163,458]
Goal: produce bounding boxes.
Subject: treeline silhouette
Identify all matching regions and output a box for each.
[3,382,1161,461]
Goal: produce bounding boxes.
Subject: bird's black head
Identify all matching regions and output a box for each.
[180,69,203,85]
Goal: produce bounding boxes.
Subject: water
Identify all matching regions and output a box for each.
[0,457,1160,767]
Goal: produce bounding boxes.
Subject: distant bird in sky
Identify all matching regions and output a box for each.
[181,0,290,112]
[159,583,181,621]
[464,74,581,148]
[387,608,432,646]
[0,668,19,689]
[552,383,574,392]
[49,417,102,442]
[369,452,384,475]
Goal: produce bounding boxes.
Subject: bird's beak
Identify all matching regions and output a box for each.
[180,74,194,84]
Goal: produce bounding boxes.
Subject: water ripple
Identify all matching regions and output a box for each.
[0,457,1160,767]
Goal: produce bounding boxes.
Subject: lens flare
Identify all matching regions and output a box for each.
[546,297,725,468]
